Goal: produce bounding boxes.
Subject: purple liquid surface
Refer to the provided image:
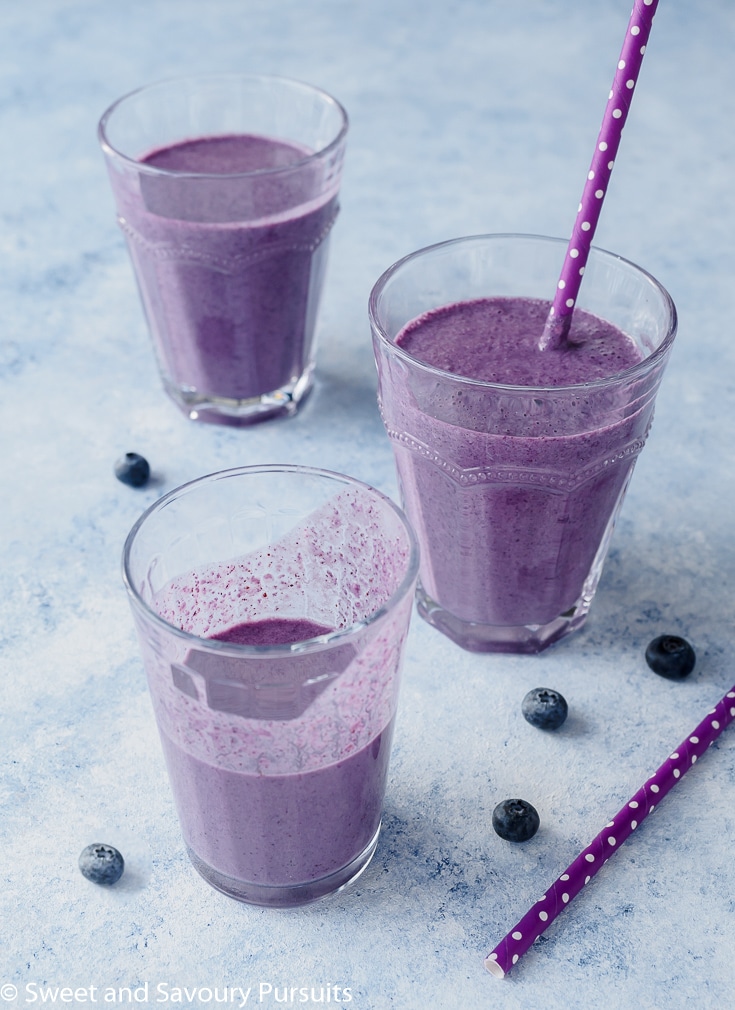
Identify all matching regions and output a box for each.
[115,133,338,402]
[142,134,308,175]
[396,296,642,386]
[209,617,332,646]
[387,296,651,632]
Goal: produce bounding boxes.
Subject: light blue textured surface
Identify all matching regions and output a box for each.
[2,1,735,1008]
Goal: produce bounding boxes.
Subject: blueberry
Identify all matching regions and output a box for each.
[114,452,150,488]
[522,687,568,730]
[492,799,540,843]
[645,635,696,680]
[78,843,125,885]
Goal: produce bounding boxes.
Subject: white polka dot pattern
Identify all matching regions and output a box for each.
[540,0,660,351]
[484,686,735,978]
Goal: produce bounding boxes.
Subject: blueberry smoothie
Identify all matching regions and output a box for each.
[160,721,393,898]
[379,294,656,651]
[111,133,339,414]
[133,483,416,904]
[152,616,394,901]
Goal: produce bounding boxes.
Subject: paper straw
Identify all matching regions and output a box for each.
[539,0,660,351]
[484,684,735,978]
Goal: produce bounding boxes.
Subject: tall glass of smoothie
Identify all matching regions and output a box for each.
[369,234,677,654]
[123,465,418,906]
[99,74,348,425]
[123,464,415,909]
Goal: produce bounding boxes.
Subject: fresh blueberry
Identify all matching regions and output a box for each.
[522,687,568,730]
[114,452,150,488]
[492,799,540,843]
[645,635,696,680]
[78,843,125,885]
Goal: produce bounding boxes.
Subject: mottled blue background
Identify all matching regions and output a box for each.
[2,2,734,1008]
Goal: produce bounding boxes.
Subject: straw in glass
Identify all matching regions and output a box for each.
[539,0,660,351]
[484,684,735,978]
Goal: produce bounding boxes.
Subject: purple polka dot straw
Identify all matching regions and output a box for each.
[540,0,660,351]
[484,685,735,978]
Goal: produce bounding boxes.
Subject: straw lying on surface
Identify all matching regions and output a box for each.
[484,685,735,978]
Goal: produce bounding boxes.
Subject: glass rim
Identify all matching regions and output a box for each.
[98,72,349,181]
[122,464,419,657]
[368,232,678,395]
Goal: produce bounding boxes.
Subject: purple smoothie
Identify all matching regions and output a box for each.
[385,295,650,643]
[139,488,414,904]
[159,722,393,897]
[112,133,338,408]
[155,617,394,899]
